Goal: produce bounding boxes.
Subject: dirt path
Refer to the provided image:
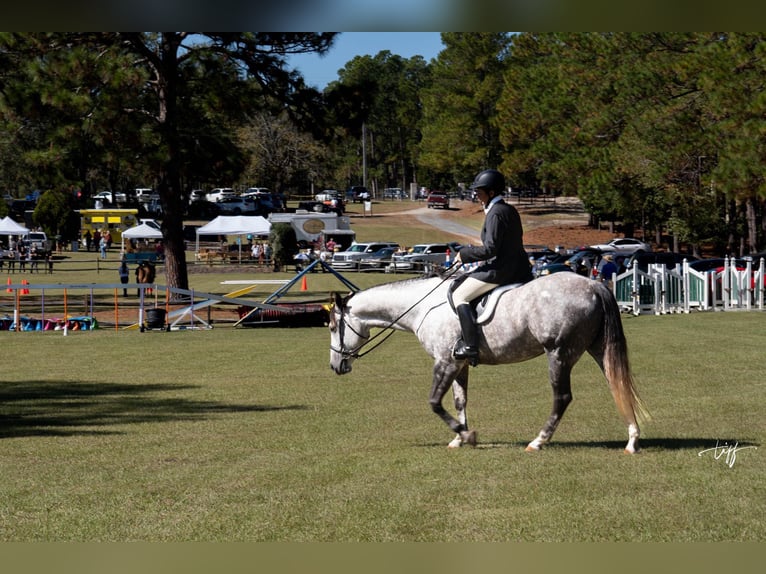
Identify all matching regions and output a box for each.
[407,197,616,249]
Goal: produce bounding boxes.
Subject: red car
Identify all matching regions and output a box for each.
[426,191,450,209]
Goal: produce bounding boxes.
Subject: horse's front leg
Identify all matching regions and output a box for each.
[447,364,474,448]
[430,360,476,448]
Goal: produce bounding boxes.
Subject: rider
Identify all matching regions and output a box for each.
[451,169,533,365]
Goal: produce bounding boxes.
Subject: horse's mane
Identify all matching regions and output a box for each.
[333,272,452,308]
[367,272,446,292]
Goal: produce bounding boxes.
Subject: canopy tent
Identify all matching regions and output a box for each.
[0,216,30,237]
[195,215,271,254]
[121,222,163,251]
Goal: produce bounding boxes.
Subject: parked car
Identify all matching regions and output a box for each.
[538,247,617,278]
[626,251,698,272]
[208,187,237,202]
[241,189,277,213]
[297,200,338,214]
[135,188,158,202]
[391,243,453,270]
[92,190,126,204]
[591,237,652,253]
[382,187,405,199]
[186,200,221,219]
[346,186,370,203]
[21,231,49,251]
[188,189,207,203]
[687,258,748,274]
[358,247,399,270]
[216,196,257,215]
[315,189,340,202]
[426,191,450,209]
[331,241,399,269]
[536,261,575,277]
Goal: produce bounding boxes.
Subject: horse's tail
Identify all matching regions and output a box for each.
[597,285,651,425]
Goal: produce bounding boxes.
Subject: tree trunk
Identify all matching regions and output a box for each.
[746,196,757,255]
[155,33,189,293]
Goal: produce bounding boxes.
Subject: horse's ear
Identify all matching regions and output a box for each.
[330,291,353,308]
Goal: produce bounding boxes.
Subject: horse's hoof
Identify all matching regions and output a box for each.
[460,430,477,447]
[525,444,541,452]
[447,437,462,449]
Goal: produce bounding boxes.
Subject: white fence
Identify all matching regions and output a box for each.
[613,258,766,315]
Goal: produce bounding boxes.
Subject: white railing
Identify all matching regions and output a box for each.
[613,257,765,315]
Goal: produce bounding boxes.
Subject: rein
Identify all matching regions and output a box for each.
[333,262,462,360]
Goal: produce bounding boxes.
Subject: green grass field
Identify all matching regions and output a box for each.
[1,202,764,541]
[0,310,763,541]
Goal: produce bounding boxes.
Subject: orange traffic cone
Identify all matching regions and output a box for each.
[300,274,308,291]
[6,277,11,293]
[21,279,29,295]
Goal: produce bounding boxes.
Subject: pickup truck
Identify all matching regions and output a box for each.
[390,243,453,271]
[22,231,49,251]
[426,192,450,209]
[331,241,399,269]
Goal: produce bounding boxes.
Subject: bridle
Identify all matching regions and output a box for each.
[330,261,463,361]
[329,301,376,360]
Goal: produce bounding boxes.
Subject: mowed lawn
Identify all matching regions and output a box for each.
[0,308,763,541]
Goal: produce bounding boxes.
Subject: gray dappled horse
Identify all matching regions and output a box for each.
[329,272,649,453]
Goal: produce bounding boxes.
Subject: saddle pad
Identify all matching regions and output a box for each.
[476,283,524,324]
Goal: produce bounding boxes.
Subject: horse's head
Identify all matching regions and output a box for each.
[328,291,368,375]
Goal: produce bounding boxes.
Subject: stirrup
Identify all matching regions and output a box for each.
[452,340,479,366]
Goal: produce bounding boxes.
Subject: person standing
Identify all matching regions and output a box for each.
[598,253,618,289]
[450,169,533,365]
[118,259,130,296]
[99,235,107,259]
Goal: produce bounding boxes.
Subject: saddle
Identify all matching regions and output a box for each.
[448,282,523,324]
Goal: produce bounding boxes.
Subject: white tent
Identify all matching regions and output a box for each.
[195,215,270,254]
[0,216,30,237]
[121,222,163,251]
[123,222,163,240]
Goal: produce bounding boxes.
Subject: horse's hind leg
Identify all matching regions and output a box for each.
[526,354,573,452]
[430,360,476,448]
[447,364,475,448]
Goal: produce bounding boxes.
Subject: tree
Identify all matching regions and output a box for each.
[327,52,433,192]
[32,188,80,243]
[0,32,336,290]
[237,111,327,194]
[418,33,512,186]
[269,223,297,272]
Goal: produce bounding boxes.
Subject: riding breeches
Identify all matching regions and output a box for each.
[451,276,499,308]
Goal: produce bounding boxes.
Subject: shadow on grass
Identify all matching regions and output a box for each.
[418,437,760,451]
[0,380,308,439]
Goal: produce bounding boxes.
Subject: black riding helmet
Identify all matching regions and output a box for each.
[470,169,505,193]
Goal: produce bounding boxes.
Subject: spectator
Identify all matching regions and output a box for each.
[99,235,107,259]
[598,254,618,288]
[119,259,130,296]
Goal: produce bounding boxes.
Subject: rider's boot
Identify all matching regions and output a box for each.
[453,303,479,366]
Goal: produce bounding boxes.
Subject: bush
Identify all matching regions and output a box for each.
[269,223,297,271]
